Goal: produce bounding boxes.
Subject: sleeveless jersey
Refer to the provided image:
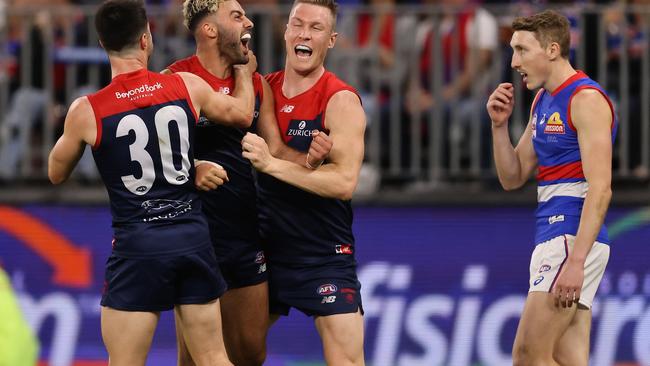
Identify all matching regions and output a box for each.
[258,70,360,264]
[167,55,264,241]
[531,70,617,245]
[89,68,210,257]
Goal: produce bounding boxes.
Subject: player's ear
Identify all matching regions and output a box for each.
[547,41,561,61]
[201,21,218,39]
[328,31,338,49]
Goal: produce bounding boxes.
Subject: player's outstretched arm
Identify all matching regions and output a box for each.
[179,68,255,128]
[256,78,332,168]
[243,90,365,200]
[487,83,537,190]
[48,97,96,184]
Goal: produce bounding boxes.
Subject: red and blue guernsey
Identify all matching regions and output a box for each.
[259,70,359,264]
[88,68,211,257]
[531,70,617,245]
[167,56,264,242]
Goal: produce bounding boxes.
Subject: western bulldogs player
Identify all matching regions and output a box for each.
[47,0,255,364]
[486,10,616,366]
[242,0,366,364]
[163,1,331,365]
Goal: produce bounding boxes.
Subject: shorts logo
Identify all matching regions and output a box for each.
[534,276,544,286]
[549,214,565,225]
[544,112,565,134]
[538,264,552,273]
[317,284,338,295]
[254,251,266,264]
[258,263,266,274]
[335,244,353,255]
[321,295,336,304]
[342,288,356,304]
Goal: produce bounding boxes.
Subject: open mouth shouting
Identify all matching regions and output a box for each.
[295,44,313,59]
[240,32,251,54]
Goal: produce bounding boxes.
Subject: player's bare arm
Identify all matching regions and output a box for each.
[48,97,97,184]
[256,78,332,168]
[552,89,613,308]
[243,90,365,200]
[178,59,255,128]
[487,83,538,190]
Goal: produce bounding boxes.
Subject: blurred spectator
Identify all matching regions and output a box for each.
[0,266,39,366]
[603,0,647,177]
[0,1,69,181]
[405,0,498,173]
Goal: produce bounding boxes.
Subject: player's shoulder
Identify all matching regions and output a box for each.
[322,70,358,96]
[264,70,284,88]
[167,55,196,73]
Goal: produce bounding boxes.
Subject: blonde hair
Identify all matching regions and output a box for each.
[183,0,226,30]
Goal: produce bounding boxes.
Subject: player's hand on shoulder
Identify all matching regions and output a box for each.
[234,50,257,76]
[194,160,229,191]
[242,132,272,172]
[306,130,333,169]
[487,83,515,127]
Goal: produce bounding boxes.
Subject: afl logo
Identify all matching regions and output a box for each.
[298,120,307,130]
[136,186,148,193]
[317,284,338,295]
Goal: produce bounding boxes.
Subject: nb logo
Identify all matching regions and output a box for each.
[281,105,295,113]
[219,87,231,95]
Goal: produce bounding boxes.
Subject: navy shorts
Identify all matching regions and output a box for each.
[212,237,267,289]
[268,263,363,317]
[101,246,227,312]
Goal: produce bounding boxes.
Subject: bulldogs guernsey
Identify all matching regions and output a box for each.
[531,70,617,245]
[167,56,264,243]
[88,68,211,257]
[259,70,360,265]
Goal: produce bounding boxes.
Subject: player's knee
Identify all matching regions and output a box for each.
[553,348,587,366]
[512,343,534,366]
[230,337,266,366]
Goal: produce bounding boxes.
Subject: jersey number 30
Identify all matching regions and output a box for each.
[116,105,191,195]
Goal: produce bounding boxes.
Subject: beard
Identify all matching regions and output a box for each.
[217,24,248,65]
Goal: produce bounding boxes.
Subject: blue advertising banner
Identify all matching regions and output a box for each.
[0,205,648,366]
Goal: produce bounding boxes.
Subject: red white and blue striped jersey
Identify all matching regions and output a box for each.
[530,71,617,244]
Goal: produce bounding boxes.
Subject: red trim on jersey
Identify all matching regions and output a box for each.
[174,73,199,122]
[549,235,569,293]
[566,85,616,132]
[537,161,584,182]
[550,70,588,96]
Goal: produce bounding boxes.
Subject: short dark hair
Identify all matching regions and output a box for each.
[292,0,338,29]
[512,10,570,59]
[95,0,148,53]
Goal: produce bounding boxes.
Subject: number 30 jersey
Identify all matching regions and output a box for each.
[88,68,210,257]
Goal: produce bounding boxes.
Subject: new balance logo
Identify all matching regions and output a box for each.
[280,104,295,113]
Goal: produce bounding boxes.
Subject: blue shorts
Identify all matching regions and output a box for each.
[268,263,363,317]
[212,237,267,289]
[100,246,227,312]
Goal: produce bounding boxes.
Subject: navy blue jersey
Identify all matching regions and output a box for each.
[167,56,264,241]
[89,68,210,257]
[259,71,360,265]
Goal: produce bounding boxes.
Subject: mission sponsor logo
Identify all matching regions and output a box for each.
[544,112,565,134]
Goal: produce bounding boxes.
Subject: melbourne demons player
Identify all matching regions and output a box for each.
[163,0,331,365]
[48,0,256,364]
[486,10,616,366]
[242,0,366,364]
